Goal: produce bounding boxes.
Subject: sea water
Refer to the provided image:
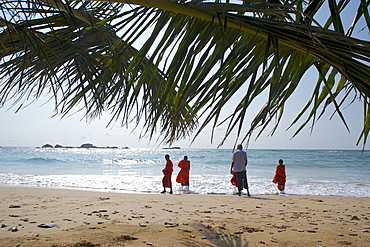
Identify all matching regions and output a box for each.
[0,147,369,197]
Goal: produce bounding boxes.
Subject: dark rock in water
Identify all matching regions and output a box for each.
[163,147,181,149]
[39,143,123,149]
[42,144,53,148]
[80,143,96,148]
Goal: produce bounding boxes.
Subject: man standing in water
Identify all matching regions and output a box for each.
[161,154,173,194]
[176,156,190,191]
[272,159,286,194]
[230,144,251,196]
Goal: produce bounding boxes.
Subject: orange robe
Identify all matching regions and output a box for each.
[176,159,190,184]
[162,160,173,188]
[272,164,286,191]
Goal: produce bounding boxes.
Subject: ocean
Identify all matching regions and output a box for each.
[0,147,369,197]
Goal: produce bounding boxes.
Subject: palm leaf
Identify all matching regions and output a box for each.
[0,0,369,148]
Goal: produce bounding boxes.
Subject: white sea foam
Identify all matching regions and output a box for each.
[0,172,368,197]
[0,148,369,197]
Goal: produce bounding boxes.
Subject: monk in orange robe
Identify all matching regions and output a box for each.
[176,156,190,190]
[161,154,173,194]
[272,159,286,194]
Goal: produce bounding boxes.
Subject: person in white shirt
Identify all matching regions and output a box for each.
[230,144,251,196]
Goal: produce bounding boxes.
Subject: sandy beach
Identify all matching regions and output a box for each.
[0,186,369,247]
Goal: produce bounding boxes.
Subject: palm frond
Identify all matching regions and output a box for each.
[0,0,369,148]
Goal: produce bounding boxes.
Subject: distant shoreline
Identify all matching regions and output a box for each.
[0,146,368,151]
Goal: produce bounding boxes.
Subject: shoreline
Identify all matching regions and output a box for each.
[1,184,370,198]
[1,186,369,246]
[1,148,369,198]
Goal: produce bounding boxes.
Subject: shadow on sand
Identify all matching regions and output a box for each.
[246,196,276,201]
[181,222,249,247]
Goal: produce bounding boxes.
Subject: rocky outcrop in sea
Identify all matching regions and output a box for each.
[40,143,128,149]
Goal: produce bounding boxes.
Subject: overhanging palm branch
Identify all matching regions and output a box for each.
[0,0,199,144]
[0,0,369,148]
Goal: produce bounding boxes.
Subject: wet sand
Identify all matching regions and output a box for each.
[0,186,369,246]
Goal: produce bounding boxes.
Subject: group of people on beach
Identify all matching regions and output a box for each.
[161,144,286,195]
[161,154,190,194]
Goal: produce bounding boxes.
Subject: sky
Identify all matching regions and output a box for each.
[0,1,368,150]
[0,71,363,150]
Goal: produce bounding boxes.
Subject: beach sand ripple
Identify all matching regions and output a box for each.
[0,186,369,247]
